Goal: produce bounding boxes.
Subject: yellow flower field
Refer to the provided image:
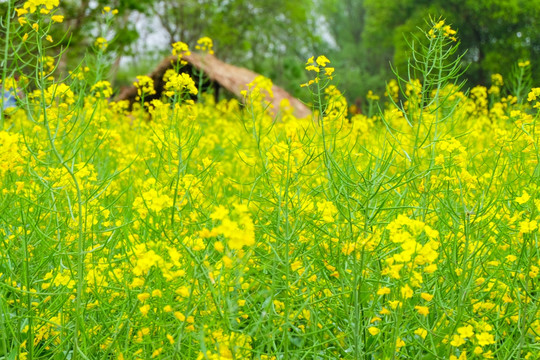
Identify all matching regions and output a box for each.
[1,2,539,359]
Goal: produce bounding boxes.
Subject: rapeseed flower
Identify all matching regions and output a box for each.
[94,37,108,50]
[2,21,540,360]
[195,36,214,54]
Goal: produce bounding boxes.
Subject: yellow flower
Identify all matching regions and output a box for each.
[174,311,186,321]
[400,284,413,299]
[388,300,402,309]
[415,305,429,316]
[290,260,303,272]
[90,80,113,98]
[139,304,150,317]
[94,37,108,50]
[450,352,468,360]
[367,90,380,101]
[515,191,530,204]
[527,89,540,102]
[414,328,428,339]
[163,72,198,96]
[424,264,438,273]
[172,41,191,57]
[443,25,457,41]
[505,254,517,262]
[529,265,539,278]
[300,79,315,87]
[214,241,224,252]
[51,15,64,23]
[151,348,163,358]
[195,36,214,54]
[210,205,229,221]
[491,73,503,87]
[368,327,380,336]
[519,219,538,234]
[15,8,28,16]
[316,55,330,67]
[450,334,466,347]
[133,75,156,97]
[176,286,190,297]
[137,292,150,302]
[457,325,474,338]
[376,287,390,295]
[434,20,445,29]
[476,332,495,346]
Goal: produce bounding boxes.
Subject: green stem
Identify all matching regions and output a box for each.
[1,0,13,130]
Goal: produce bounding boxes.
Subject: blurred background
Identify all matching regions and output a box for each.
[2,0,540,104]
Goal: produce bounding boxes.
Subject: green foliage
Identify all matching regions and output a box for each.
[363,0,540,88]
[312,0,373,103]
[4,0,540,111]
[3,3,540,358]
[146,0,317,87]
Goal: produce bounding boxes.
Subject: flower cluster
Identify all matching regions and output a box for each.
[301,55,335,87]
[171,41,191,65]
[163,72,198,97]
[134,75,156,100]
[102,6,119,15]
[429,19,457,41]
[90,80,113,98]
[94,37,108,50]
[18,0,59,15]
[527,87,540,108]
[195,36,214,55]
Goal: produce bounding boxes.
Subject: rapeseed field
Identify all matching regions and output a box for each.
[1,3,539,359]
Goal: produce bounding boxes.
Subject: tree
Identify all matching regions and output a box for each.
[312,0,381,103]
[53,0,149,73]
[147,0,318,96]
[363,0,540,87]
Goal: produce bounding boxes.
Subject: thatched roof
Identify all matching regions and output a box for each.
[116,53,311,119]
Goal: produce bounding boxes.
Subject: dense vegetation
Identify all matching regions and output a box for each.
[1,0,539,102]
[1,2,540,360]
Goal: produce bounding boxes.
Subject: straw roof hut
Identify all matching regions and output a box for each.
[116,53,311,119]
